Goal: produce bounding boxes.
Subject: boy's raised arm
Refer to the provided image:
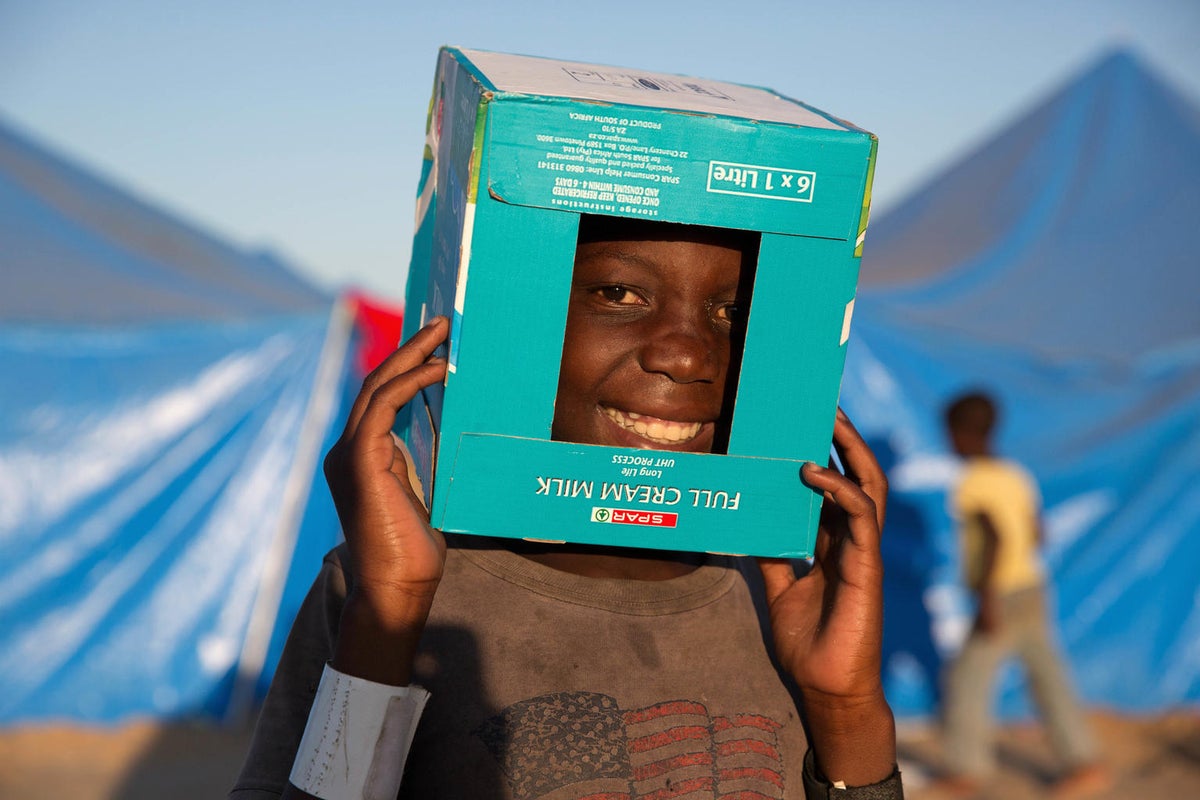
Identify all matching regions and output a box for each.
[759,409,900,792]
[325,315,450,684]
[280,317,450,800]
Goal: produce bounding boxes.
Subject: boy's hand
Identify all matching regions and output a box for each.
[758,409,896,787]
[974,592,1000,635]
[322,316,450,686]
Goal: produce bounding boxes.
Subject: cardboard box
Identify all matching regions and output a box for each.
[399,47,876,558]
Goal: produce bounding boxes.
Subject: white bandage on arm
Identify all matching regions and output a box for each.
[289,663,430,800]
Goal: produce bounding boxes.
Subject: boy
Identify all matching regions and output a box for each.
[231,218,901,799]
[939,391,1108,797]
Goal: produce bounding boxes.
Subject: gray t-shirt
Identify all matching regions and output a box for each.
[231,537,898,799]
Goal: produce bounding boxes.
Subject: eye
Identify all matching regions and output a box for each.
[712,300,741,325]
[593,285,646,306]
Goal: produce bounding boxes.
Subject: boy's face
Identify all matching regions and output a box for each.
[948,426,987,457]
[551,230,750,454]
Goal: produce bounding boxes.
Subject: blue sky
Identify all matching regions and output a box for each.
[2,0,1197,301]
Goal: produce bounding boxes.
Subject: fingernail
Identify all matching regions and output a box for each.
[836,407,848,420]
[799,462,821,487]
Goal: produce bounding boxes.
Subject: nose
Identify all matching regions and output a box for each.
[637,309,725,384]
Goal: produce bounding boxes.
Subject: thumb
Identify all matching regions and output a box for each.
[758,558,797,605]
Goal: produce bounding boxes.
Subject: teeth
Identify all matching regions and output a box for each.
[603,406,702,444]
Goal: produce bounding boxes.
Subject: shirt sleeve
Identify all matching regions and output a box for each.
[954,464,987,516]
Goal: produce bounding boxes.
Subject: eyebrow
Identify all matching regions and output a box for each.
[574,245,662,272]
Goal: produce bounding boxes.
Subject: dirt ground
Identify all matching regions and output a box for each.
[0,709,1196,799]
[896,710,1200,798]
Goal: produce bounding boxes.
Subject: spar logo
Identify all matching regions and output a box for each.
[590,507,679,528]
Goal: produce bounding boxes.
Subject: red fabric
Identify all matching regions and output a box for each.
[345,290,405,378]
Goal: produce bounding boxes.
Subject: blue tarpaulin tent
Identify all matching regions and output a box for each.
[0,118,356,724]
[844,50,1200,717]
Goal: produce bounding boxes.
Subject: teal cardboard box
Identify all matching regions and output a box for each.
[400,47,876,558]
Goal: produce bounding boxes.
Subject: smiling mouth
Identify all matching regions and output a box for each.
[601,406,704,445]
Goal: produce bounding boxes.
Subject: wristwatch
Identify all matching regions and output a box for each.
[802,749,905,799]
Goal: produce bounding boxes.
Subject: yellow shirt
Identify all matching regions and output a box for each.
[953,457,1044,596]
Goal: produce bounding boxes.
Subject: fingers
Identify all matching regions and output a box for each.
[344,316,449,436]
[801,461,882,557]
[830,408,888,531]
[354,359,447,444]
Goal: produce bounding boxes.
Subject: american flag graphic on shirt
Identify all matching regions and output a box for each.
[475,691,787,800]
